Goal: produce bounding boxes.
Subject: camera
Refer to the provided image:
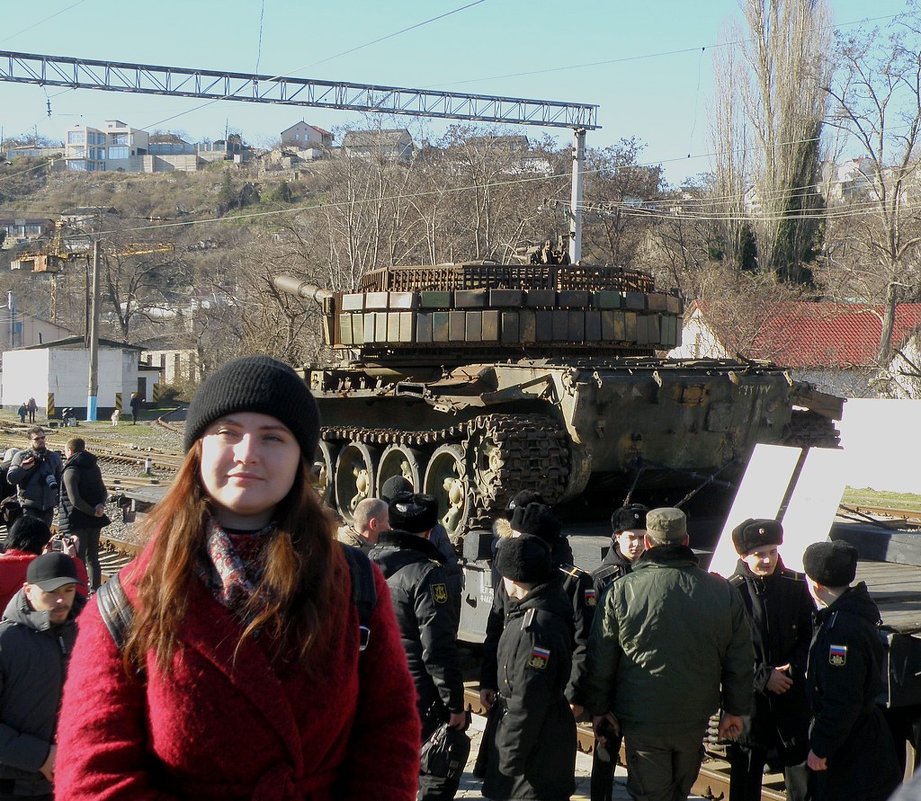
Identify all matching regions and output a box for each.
[51,538,64,552]
[45,474,58,490]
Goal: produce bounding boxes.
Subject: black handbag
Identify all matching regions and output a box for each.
[420,721,471,781]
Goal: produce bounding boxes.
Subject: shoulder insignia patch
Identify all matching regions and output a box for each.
[829,644,847,667]
[431,583,448,604]
[528,646,551,670]
[584,588,597,607]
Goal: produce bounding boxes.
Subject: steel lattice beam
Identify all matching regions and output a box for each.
[0,50,600,130]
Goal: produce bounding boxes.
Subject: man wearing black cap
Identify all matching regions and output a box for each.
[480,502,595,720]
[0,552,84,800]
[369,491,465,801]
[802,540,900,801]
[586,507,753,801]
[480,534,576,801]
[588,504,648,801]
[726,519,814,801]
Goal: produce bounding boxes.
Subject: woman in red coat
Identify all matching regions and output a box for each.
[55,356,421,801]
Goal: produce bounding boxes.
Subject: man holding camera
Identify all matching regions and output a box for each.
[7,428,63,527]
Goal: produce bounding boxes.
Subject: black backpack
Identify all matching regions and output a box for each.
[96,543,377,653]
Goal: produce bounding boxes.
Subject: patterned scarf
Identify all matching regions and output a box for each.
[197,518,276,622]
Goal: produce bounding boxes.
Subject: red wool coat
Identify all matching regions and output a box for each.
[54,546,421,801]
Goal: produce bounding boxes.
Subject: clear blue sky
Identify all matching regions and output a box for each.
[0,0,910,186]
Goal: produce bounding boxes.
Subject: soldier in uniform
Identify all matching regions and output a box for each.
[802,540,901,801]
[589,504,647,801]
[369,491,466,801]
[726,519,814,801]
[480,501,595,719]
[481,533,576,801]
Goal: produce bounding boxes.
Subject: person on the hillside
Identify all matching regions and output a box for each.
[0,552,84,801]
[802,540,901,801]
[58,438,110,592]
[54,355,420,801]
[481,534,576,801]
[8,428,62,527]
[0,516,88,610]
[16,404,26,425]
[589,504,647,801]
[585,507,753,801]
[726,519,813,801]
[26,399,36,424]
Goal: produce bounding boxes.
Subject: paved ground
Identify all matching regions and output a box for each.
[454,715,706,800]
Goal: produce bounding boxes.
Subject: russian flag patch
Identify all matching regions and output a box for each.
[829,644,847,667]
[527,646,551,670]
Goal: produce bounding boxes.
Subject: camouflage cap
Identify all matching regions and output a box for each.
[645,507,687,543]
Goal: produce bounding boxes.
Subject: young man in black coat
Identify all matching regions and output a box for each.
[480,501,594,719]
[589,504,647,801]
[802,540,901,801]
[726,519,814,801]
[481,533,576,801]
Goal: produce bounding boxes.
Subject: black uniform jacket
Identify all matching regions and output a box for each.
[481,536,594,706]
[482,580,576,801]
[729,559,814,755]
[806,582,900,801]
[591,542,633,599]
[369,530,464,720]
[58,450,108,535]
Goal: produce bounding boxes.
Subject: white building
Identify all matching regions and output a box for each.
[64,120,150,172]
[2,337,156,419]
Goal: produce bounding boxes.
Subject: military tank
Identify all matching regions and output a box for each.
[273,261,843,547]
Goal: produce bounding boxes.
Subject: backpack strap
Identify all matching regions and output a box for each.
[96,571,133,650]
[340,543,377,652]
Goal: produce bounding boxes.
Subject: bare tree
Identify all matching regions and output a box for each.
[820,4,921,362]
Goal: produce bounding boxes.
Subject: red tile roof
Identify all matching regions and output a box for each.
[691,300,921,368]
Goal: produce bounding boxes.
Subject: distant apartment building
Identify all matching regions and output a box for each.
[0,217,54,248]
[65,119,149,171]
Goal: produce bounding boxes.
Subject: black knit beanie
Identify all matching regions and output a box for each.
[184,355,320,458]
[380,475,413,502]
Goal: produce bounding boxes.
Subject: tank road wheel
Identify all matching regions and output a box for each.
[377,444,427,495]
[313,440,337,505]
[423,443,471,541]
[334,442,379,523]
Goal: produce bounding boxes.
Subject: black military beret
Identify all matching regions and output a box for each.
[510,502,561,543]
[803,540,858,587]
[495,534,553,583]
[731,518,784,555]
[611,504,649,533]
[388,491,439,534]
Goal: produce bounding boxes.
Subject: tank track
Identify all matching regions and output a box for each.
[321,413,570,525]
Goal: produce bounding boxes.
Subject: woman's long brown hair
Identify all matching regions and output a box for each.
[122,443,347,676]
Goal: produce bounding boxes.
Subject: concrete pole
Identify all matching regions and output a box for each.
[569,128,586,265]
[86,239,99,421]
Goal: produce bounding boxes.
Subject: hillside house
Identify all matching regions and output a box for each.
[670,300,921,398]
[280,121,332,150]
[342,129,414,162]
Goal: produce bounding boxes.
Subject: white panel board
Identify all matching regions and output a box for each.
[838,399,921,494]
[780,447,847,573]
[709,444,803,578]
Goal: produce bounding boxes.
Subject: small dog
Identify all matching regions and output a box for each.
[111,409,121,426]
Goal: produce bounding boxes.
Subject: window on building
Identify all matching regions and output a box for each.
[108,146,129,160]
[67,130,85,144]
[110,133,129,145]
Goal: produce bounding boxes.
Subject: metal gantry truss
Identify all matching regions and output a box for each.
[0,50,600,130]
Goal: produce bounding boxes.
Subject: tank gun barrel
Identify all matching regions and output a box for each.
[272,274,333,304]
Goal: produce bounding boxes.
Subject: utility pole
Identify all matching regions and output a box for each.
[569,129,585,265]
[86,239,100,421]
